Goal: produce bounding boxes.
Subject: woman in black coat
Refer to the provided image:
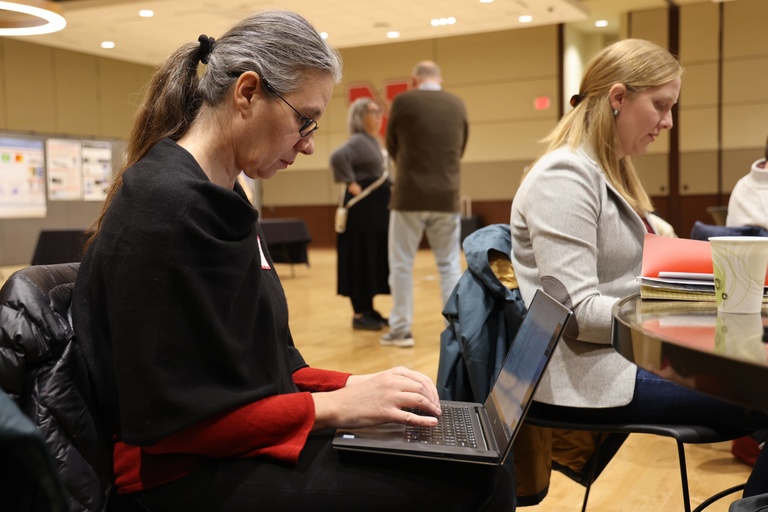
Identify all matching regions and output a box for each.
[330,98,391,330]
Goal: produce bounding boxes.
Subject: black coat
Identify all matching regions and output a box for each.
[0,263,113,512]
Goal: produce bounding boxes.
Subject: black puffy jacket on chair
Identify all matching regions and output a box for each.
[0,263,113,512]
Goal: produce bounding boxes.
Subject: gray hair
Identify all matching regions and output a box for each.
[88,10,343,247]
[200,10,342,102]
[347,97,377,134]
[125,9,342,172]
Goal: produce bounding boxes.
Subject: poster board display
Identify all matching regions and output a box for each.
[46,138,83,200]
[82,141,112,201]
[0,137,46,218]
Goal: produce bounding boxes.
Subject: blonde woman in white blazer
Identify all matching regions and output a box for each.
[510,40,768,492]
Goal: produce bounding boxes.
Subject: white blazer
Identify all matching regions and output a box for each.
[510,146,648,408]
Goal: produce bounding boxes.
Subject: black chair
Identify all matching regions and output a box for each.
[0,264,148,512]
[525,406,748,512]
[690,221,768,241]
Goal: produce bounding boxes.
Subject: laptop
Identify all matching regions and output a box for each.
[332,289,572,465]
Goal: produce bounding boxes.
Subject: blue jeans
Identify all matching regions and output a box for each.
[533,368,768,430]
[387,210,462,335]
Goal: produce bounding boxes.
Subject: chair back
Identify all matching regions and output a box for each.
[690,221,768,241]
[0,263,114,512]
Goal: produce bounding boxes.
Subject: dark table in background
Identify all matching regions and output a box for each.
[31,229,87,266]
[258,218,311,276]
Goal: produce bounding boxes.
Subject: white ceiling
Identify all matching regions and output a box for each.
[7,0,730,67]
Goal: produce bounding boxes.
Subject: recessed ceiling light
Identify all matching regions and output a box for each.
[138,9,154,18]
[519,15,533,23]
[480,0,494,3]
[431,17,456,27]
[320,32,328,39]
[101,41,115,49]
[595,19,608,28]
[386,31,400,38]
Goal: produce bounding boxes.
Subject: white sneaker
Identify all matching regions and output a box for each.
[380,331,415,348]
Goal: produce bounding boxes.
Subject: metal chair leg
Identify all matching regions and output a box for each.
[581,436,604,512]
[676,440,692,512]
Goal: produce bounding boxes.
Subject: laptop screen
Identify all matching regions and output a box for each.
[483,289,570,456]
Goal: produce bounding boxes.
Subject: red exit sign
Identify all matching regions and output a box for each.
[534,96,551,110]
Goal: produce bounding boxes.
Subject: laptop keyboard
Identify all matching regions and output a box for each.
[403,405,478,448]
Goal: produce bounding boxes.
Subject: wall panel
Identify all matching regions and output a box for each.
[679,151,718,195]
[722,104,768,150]
[679,63,718,109]
[722,57,768,105]
[634,154,669,196]
[629,8,669,47]
[437,26,558,85]
[453,79,557,124]
[723,0,768,59]
[680,3,719,63]
[54,49,101,136]
[98,58,154,138]
[723,148,761,192]
[679,107,718,152]
[459,160,530,202]
[4,40,56,133]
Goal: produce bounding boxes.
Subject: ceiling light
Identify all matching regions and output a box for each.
[519,15,533,23]
[480,0,494,3]
[595,19,608,28]
[386,31,400,39]
[101,41,115,49]
[0,0,66,36]
[138,9,154,18]
[320,32,328,40]
[431,17,456,27]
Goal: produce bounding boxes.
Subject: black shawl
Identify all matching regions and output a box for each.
[72,138,307,445]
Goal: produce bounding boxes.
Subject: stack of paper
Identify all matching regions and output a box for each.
[639,234,768,301]
[640,272,716,301]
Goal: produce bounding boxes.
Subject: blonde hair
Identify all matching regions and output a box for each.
[535,39,682,215]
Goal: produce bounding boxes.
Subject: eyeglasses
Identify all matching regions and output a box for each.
[261,77,319,137]
[366,107,382,116]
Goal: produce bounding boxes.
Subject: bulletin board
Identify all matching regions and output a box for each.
[0,134,118,219]
[0,137,46,219]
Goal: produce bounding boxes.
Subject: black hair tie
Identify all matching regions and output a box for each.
[198,34,216,65]
[570,93,585,108]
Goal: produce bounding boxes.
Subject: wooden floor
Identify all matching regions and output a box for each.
[279,248,751,512]
[0,248,753,511]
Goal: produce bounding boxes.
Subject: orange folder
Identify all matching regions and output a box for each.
[640,233,768,285]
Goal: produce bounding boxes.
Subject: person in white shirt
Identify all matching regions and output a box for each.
[727,137,768,230]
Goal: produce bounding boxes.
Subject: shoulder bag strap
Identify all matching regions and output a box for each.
[343,170,389,209]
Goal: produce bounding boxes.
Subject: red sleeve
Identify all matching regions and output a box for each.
[142,391,315,460]
[293,366,351,391]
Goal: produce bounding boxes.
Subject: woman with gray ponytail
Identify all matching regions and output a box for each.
[72,10,514,511]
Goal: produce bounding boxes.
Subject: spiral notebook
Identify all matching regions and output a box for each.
[332,289,571,465]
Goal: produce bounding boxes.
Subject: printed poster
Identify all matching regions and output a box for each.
[82,141,112,201]
[0,137,45,218]
[46,138,83,200]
